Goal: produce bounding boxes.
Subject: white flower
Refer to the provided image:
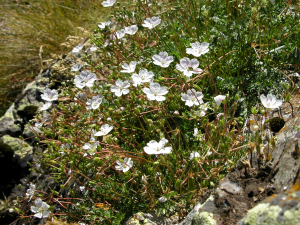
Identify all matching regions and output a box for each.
[214,95,226,106]
[190,151,200,160]
[74,71,97,89]
[79,186,85,192]
[83,142,98,156]
[86,45,98,53]
[194,128,198,137]
[103,41,110,47]
[158,197,168,203]
[217,76,224,81]
[110,80,130,97]
[196,103,208,117]
[72,43,83,55]
[176,58,202,78]
[143,82,168,101]
[181,89,204,107]
[40,101,52,111]
[94,124,113,136]
[144,138,172,155]
[41,88,58,102]
[26,183,36,202]
[60,143,72,154]
[86,95,103,110]
[120,61,137,73]
[35,122,43,128]
[260,94,283,109]
[152,52,174,68]
[142,16,161,29]
[115,157,133,172]
[9,208,14,213]
[125,25,138,35]
[102,0,116,7]
[186,42,210,57]
[110,33,116,41]
[71,63,83,72]
[131,69,154,86]
[98,21,111,29]
[31,198,50,218]
[116,29,126,39]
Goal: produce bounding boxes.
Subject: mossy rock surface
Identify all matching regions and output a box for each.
[238,191,300,225]
[0,135,33,167]
[192,212,217,225]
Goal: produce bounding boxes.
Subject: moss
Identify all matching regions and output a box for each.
[269,117,285,133]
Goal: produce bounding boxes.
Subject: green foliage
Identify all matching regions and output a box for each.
[13,0,300,224]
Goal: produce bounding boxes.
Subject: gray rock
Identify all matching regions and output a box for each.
[123,212,171,225]
[0,135,33,167]
[0,104,22,138]
[237,191,300,225]
[220,178,243,194]
[192,212,217,225]
[269,116,300,192]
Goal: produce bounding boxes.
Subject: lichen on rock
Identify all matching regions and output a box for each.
[0,135,33,167]
[192,212,217,225]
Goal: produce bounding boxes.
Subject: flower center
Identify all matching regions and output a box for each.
[187,67,194,72]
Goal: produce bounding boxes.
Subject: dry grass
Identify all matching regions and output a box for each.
[0,0,128,116]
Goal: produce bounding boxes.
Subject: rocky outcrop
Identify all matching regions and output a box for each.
[237,189,300,225]
[1,38,300,224]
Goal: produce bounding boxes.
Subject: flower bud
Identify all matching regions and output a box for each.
[234,94,240,101]
[251,107,258,114]
[52,190,59,196]
[95,173,102,181]
[135,108,141,114]
[94,157,100,164]
[227,160,234,165]
[175,179,181,190]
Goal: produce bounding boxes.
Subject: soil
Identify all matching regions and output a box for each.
[213,160,277,224]
[197,90,300,225]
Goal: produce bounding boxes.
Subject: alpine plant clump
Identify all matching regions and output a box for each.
[14,0,294,224]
